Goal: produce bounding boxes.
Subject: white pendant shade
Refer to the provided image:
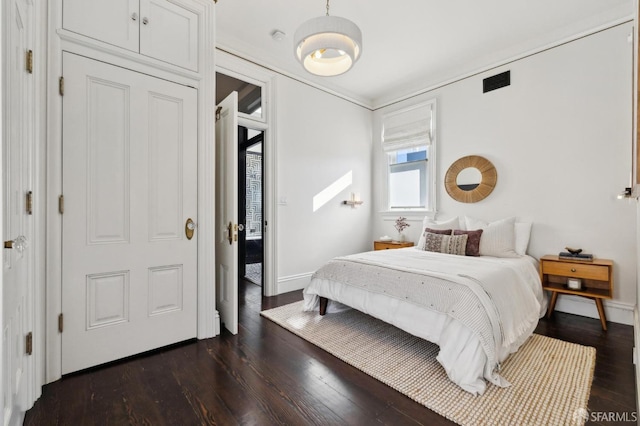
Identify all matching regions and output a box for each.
[295,15,362,77]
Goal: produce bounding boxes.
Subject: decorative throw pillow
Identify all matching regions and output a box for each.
[416,217,460,250]
[425,227,453,235]
[453,229,484,256]
[422,232,468,256]
[464,216,518,258]
[418,228,453,250]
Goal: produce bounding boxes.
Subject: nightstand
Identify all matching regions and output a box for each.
[539,255,613,330]
[374,240,414,250]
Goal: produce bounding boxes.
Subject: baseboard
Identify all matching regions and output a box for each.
[635,307,639,414]
[553,295,634,325]
[277,272,314,295]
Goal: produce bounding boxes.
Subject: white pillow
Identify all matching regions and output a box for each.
[416,216,460,250]
[464,216,519,258]
[514,222,532,255]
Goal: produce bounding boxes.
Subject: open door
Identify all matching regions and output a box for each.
[215,92,239,334]
[3,0,35,421]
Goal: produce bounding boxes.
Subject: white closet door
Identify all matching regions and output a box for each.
[63,0,139,52]
[140,0,199,71]
[61,53,198,374]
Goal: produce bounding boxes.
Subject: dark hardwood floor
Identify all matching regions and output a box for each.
[25,281,636,425]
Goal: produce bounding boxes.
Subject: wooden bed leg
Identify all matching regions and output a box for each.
[319,297,328,316]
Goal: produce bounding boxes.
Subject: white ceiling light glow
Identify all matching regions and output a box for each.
[294,0,362,77]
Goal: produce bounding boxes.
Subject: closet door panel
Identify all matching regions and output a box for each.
[63,0,139,52]
[140,0,199,71]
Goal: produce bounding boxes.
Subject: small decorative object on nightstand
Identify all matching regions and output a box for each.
[394,216,410,242]
[567,278,582,290]
[539,255,613,330]
[374,240,414,251]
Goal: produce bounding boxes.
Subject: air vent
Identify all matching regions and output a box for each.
[483,71,510,93]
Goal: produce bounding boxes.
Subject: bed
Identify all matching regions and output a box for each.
[302,217,547,395]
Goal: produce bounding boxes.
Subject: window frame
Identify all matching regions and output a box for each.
[380,99,437,218]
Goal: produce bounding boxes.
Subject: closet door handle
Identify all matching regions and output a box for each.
[131,12,138,21]
[142,17,149,25]
[185,218,195,240]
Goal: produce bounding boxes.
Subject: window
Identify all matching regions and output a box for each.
[388,146,429,209]
[216,72,263,120]
[382,100,436,212]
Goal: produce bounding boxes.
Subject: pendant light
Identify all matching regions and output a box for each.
[294,0,362,77]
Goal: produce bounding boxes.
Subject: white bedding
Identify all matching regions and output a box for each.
[302,248,547,395]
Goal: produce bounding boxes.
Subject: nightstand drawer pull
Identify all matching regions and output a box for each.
[571,268,576,272]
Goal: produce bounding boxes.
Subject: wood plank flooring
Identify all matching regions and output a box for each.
[25,280,636,425]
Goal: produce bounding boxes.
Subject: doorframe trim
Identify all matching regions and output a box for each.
[33,0,49,405]
[44,0,63,385]
[196,1,217,339]
[44,0,216,383]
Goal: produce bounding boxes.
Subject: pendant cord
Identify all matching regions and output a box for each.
[326,0,330,16]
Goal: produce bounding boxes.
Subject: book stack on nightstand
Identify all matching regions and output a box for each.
[558,251,593,262]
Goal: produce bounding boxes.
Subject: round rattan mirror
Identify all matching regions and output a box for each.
[444,155,497,203]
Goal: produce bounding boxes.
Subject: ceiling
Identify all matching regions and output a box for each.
[215,0,634,109]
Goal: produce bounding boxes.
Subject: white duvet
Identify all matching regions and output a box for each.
[303,248,547,395]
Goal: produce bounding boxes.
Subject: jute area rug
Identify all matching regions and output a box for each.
[261,301,596,426]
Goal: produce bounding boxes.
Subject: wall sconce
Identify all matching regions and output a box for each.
[617,187,633,199]
[343,192,363,208]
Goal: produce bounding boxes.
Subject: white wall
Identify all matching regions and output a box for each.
[276,76,373,293]
[373,23,636,324]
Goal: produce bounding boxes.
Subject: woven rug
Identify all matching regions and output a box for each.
[261,301,596,426]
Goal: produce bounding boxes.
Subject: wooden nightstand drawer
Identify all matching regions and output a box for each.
[374,241,414,251]
[541,261,609,281]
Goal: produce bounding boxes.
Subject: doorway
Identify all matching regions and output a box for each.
[215,72,266,305]
[238,127,264,288]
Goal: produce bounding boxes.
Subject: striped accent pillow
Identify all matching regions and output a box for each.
[464,216,519,258]
[422,232,468,256]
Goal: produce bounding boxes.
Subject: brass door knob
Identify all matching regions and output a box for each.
[185,218,195,240]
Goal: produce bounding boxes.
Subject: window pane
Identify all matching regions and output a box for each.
[216,72,262,118]
[390,169,421,207]
[388,146,428,209]
[389,146,427,165]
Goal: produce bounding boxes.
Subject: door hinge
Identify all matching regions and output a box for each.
[59,76,64,96]
[58,314,63,333]
[26,50,33,74]
[58,195,64,214]
[25,332,33,355]
[215,106,222,122]
[26,191,33,215]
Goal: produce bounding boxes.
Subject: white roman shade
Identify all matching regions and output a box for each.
[381,101,433,152]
